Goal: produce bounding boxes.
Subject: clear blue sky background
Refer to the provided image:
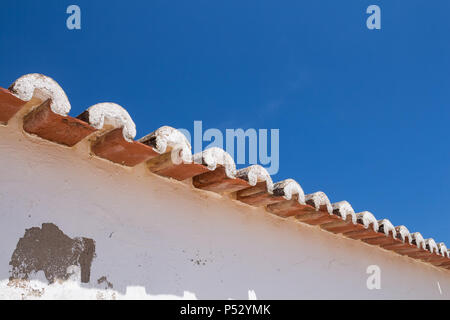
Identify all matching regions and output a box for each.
[1,1,449,243]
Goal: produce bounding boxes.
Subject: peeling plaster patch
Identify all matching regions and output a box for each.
[9,223,96,284]
[0,278,197,300]
[97,276,113,289]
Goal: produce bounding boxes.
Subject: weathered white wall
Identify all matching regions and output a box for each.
[1,118,449,300]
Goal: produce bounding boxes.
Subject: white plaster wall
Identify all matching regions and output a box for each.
[0,118,449,300]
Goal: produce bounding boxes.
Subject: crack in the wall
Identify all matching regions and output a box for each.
[9,223,96,284]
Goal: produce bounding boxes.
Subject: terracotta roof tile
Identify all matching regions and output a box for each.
[237,178,304,207]
[91,128,159,167]
[24,100,96,147]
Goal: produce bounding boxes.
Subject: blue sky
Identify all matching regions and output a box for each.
[1,1,449,243]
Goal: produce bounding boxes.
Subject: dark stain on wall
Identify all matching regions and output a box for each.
[9,223,96,283]
[97,276,113,289]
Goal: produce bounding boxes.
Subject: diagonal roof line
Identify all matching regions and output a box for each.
[1,73,449,271]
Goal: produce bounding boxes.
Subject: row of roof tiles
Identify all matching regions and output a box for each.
[1,73,449,271]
